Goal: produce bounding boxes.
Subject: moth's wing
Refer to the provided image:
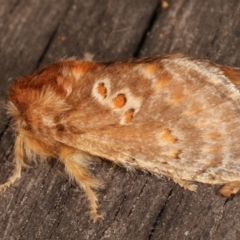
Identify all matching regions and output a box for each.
[221,66,240,89]
[52,57,240,188]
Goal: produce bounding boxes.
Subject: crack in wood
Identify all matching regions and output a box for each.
[35,0,74,68]
[36,24,60,68]
[46,185,72,239]
[8,0,20,15]
[16,165,58,240]
[99,174,139,239]
[0,122,10,143]
[133,3,160,57]
[1,0,240,238]
[148,188,174,240]
[127,178,149,218]
[210,197,231,236]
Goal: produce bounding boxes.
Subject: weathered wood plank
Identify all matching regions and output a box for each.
[0,1,74,239]
[0,0,72,135]
[0,0,73,91]
[141,0,240,65]
[1,0,240,239]
[140,0,240,239]
[0,0,161,239]
[41,0,160,64]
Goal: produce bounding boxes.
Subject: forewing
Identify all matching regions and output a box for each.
[52,55,240,183]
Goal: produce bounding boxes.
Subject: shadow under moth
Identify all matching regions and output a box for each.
[2,54,240,221]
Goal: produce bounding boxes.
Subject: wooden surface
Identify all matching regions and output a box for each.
[1,0,240,239]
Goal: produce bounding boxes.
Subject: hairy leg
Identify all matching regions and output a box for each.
[172,177,198,192]
[219,182,240,197]
[59,145,103,222]
[0,134,24,191]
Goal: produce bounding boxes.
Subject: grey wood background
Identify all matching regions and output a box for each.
[0,0,240,239]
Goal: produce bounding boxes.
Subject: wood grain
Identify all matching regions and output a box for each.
[0,0,240,239]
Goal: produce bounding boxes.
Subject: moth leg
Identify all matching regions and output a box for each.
[172,177,197,192]
[59,146,103,222]
[0,134,24,191]
[219,182,240,197]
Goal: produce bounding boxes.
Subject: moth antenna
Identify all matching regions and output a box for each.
[0,134,24,191]
[59,146,103,222]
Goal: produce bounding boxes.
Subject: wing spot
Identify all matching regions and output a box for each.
[204,133,221,140]
[97,82,107,99]
[203,145,220,153]
[123,108,135,124]
[112,94,126,108]
[154,72,172,90]
[161,128,176,143]
[186,109,199,115]
[143,64,157,75]
[186,104,202,115]
[170,91,184,104]
[170,149,181,158]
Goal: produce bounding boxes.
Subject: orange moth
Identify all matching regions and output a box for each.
[2,54,240,221]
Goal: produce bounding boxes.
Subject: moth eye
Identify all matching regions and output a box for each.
[97,82,107,99]
[123,108,135,124]
[161,128,177,143]
[112,93,126,109]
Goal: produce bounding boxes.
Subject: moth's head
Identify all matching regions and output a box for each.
[7,60,98,132]
[6,61,68,128]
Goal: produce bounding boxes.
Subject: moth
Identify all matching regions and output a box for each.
[2,54,240,221]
